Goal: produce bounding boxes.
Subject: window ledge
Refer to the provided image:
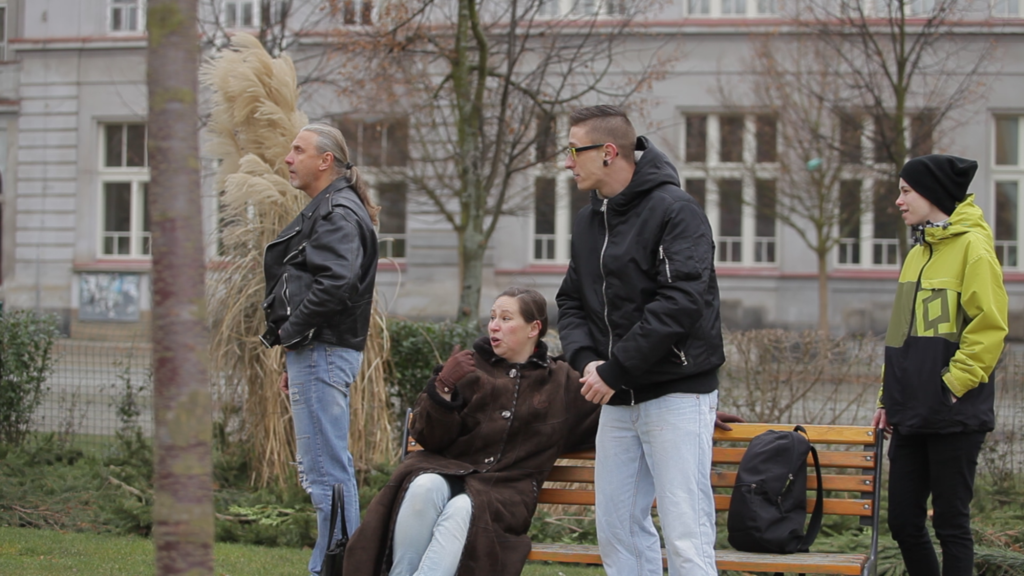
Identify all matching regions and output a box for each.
[377,260,407,271]
[495,264,569,274]
[74,260,152,273]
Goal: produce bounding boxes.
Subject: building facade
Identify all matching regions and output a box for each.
[0,0,1022,339]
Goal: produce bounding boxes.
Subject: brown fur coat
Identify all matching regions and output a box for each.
[343,337,600,576]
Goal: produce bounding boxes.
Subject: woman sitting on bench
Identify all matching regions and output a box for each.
[344,287,600,576]
[344,286,740,576]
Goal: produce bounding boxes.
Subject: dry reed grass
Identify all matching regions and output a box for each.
[202,33,395,488]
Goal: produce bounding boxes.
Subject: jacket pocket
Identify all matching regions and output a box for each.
[883,337,957,431]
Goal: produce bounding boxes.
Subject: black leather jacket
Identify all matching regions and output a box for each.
[556,136,725,406]
[260,177,378,350]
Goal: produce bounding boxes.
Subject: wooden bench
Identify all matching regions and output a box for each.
[403,414,883,575]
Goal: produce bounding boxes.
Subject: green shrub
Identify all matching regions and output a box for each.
[0,309,61,446]
[387,319,480,413]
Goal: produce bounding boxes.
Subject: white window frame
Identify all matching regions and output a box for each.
[992,0,1023,17]
[536,0,628,18]
[99,123,151,259]
[341,0,376,25]
[530,115,587,265]
[222,0,258,29]
[372,180,408,261]
[684,0,780,17]
[993,114,1024,270]
[335,115,410,168]
[873,0,937,16]
[530,174,578,264]
[109,0,146,33]
[679,113,779,266]
[0,4,8,61]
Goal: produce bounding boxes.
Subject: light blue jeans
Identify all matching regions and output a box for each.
[595,390,719,576]
[286,342,362,576]
[391,473,473,576]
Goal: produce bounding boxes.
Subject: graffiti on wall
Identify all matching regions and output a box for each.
[79,273,141,321]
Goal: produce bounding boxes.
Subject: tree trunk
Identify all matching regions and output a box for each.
[817,249,830,335]
[456,227,486,324]
[147,1,214,574]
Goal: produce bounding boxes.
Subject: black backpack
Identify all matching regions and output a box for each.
[727,425,824,554]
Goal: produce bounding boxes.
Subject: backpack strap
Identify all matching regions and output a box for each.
[794,425,824,552]
[326,483,350,549]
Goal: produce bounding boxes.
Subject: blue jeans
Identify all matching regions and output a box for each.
[286,342,362,576]
[595,390,719,576]
[391,474,473,576]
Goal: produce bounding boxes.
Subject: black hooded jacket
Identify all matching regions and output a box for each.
[556,136,724,405]
[260,177,378,350]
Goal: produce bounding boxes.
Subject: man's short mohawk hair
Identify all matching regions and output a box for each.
[569,105,630,127]
[568,105,636,162]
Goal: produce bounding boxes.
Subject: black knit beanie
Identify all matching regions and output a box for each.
[899,154,978,217]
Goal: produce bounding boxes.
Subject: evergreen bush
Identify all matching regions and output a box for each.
[0,309,61,447]
[387,319,480,414]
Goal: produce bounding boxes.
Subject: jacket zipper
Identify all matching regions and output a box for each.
[283,273,291,316]
[659,245,672,283]
[600,199,634,406]
[909,236,935,337]
[284,241,308,264]
[672,345,688,366]
[600,199,613,360]
[262,227,301,263]
[659,245,687,366]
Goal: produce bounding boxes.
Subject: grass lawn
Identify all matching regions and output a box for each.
[0,526,605,575]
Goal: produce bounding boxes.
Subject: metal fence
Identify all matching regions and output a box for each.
[29,334,1024,477]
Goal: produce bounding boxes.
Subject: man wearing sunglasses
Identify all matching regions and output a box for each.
[557,105,724,576]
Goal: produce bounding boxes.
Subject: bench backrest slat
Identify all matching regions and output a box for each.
[405,419,882,520]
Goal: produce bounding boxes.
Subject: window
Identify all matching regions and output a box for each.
[336,116,409,168]
[685,0,778,16]
[840,114,864,164]
[536,112,558,162]
[110,0,144,32]
[875,0,935,15]
[100,124,150,257]
[685,115,708,163]
[377,182,407,259]
[872,180,900,266]
[992,0,1023,17]
[907,0,936,15]
[0,5,7,61]
[754,179,776,263]
[722,0,747,14]
[222,0,256,28]
[994,115,1024,269]
[685,179,706,208]
[535,0,626,18]
[718,179,744,263]
[719,115,745,163]
[680,113,778,265]
[532,176,589,263]
[688,0,711,14]
[755,115,777,163]
[995,182,1018,267]
[343,0,374,25]
[910,111,935,158]
[838,180,863,265]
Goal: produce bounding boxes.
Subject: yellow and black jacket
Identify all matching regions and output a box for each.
[880,195,1009,434]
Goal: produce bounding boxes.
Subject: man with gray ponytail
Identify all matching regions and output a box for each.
[261,123,378,575]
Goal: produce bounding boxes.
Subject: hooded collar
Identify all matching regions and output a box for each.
[912,195,993,246]
[589,136,681,214]
[472,335,550,370]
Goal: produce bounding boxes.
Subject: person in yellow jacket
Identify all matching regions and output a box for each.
[873,154,1009,576]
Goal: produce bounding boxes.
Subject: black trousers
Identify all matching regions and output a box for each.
[887,429,986,576]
